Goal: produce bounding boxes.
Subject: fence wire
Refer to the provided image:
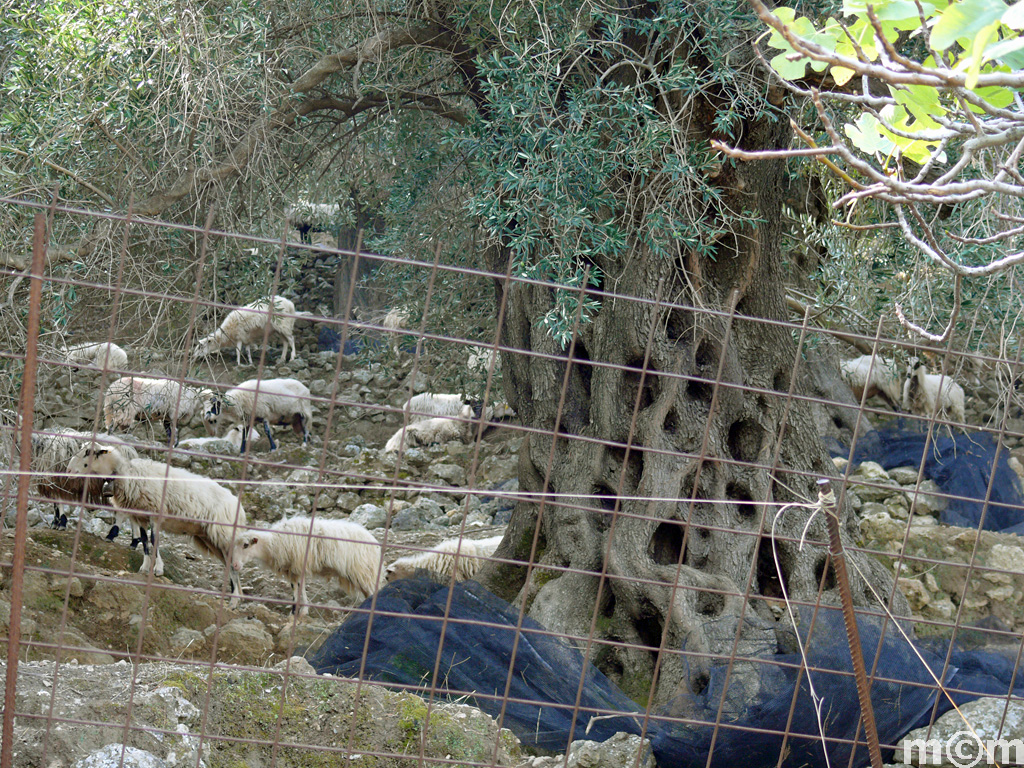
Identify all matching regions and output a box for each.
[1,198,1023,768]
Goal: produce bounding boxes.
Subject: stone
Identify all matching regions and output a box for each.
[565,732,656,768]
[888,466,922,485]
[429,463,467,486]
[209,618,273,663]
[168,628,205,657]
[72,745,169,768]
[348,503,387,529]
[897,697,1024,767]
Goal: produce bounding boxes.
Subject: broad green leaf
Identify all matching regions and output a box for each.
[891,83,945,129]
[983,34,1024,67]
[1003,0,1024,27]
[765,10,839,76]
[831,64,856,84]
[965,21,1000,85]
[835,17,878,61]
[931,0,1007,50]
[969,82,1017,109]
[845,113,897,155]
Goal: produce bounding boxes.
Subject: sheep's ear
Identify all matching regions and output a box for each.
[243,534,259,549]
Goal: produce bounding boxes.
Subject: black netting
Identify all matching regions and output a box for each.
[839,426,1024,532]
[308,579,1024,767]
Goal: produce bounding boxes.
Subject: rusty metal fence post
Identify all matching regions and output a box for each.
[2,213,47,768]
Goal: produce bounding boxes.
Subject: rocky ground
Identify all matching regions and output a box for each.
[3,327,1024,766]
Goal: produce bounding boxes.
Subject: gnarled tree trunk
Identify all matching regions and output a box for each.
[480,114,901,709]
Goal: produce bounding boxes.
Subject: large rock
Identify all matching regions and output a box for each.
[895,697,1024,767]
[3,659,521,768]
[566,732,656,768]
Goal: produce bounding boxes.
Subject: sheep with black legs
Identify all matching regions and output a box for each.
[232,516,380,618]
[67,446,247,606]
[384,405,473,454]
[284,202,341,244]
[903,358,966,424]
[62,342,129,372]
[19,426,140,537]
[103,376,207,446]
[192,295,300,367]
[385,535,504,583]
[203,378,312,452]
[839,355,903,411]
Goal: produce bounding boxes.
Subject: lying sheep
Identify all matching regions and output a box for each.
[400,392,515,424]
[68,446,247,606]
[22,427,140,537]
[177,425,261,454]
[903,358,966,424]
[103,376,207,446]
[62,342,129,372]
[232,516,380,617]
[386,534,504,583]
[384,405,473,453]
[193,295,299,367]
[203,378,312,452]
[839,355,903,411]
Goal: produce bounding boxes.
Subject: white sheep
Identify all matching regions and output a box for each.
[68,447,247,606]
[232,516,381,617]
[381,307,412,354]
[401,393,474,423]
[203,377,312,452]
[400,392,515,425]
[385,534,504,583]
[21,427,140,538]
[176,425,261,454]
[839,355,903,411]
[62,342,129,372]
[103,376,207,446]
[284,202,341,243]
[467,345,501,376]
[902,358,966,424]
[193,295,298,367]
[384,406,473,453]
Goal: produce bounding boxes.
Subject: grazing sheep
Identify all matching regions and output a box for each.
[903,358,966,424]
[384,406,473,453]
[840,355,903,411]
[68,447,247,606]
[21,427,140,536]
[203,378,312,452]
[62,342,129,372]
[193,295,298,367]
[177,425,261,454]
[232,516,380,617]
[103,376,206,446]
[284,202,341,244]
[467,345,501,376]
[386,535,504,583]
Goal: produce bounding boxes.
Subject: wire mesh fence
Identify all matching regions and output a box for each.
[2,197,1024,768]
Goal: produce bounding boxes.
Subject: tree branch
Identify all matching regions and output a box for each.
[76,22,458,255]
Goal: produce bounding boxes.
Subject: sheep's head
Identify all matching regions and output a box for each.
[203,396,224,436]
[231,532,261,571]
[67,446,120,476]
[192,332,222,361]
